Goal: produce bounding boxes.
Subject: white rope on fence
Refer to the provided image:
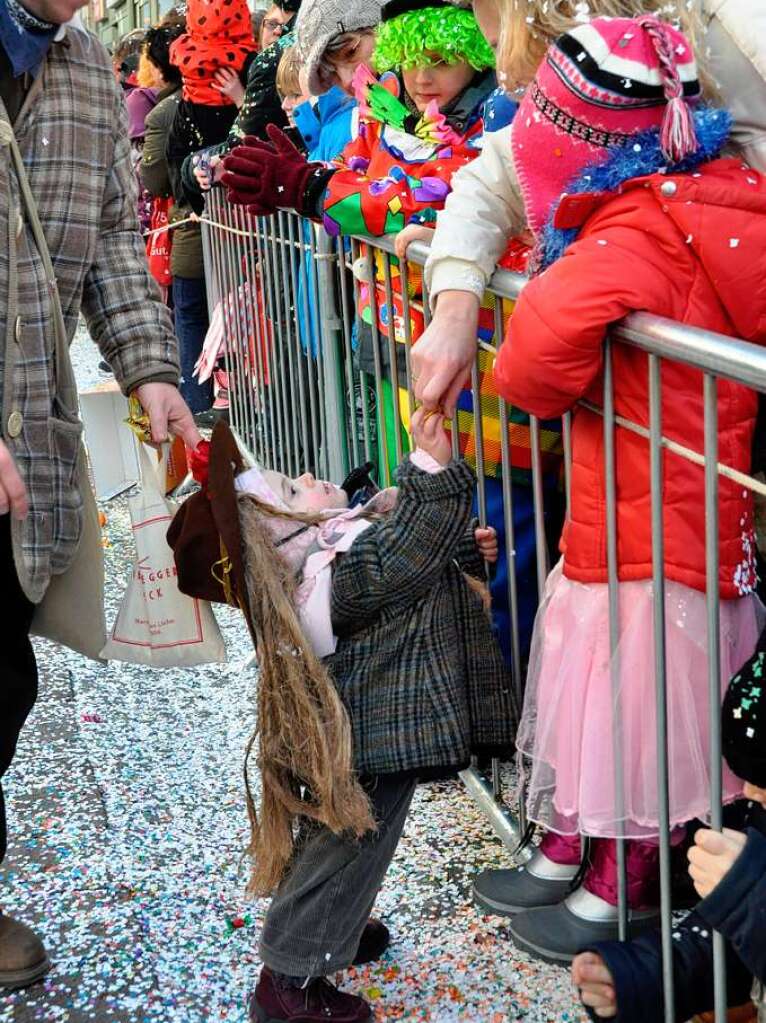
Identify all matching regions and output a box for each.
[142,214,255,241]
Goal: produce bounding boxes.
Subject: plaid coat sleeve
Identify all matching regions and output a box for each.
[79,85,180,395]
[452,518,492,580]
[331,458,476,633]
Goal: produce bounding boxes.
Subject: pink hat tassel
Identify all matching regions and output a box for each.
[638,15,698,163]
[661,93,698,163]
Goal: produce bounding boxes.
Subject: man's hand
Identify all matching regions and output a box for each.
[475,526,498,563]
[572,952,617,1019]
[412,290,480,416]
[0,439,29,520]
[688,828,747,898]
[133,382,201,450]
[411,406,451,466]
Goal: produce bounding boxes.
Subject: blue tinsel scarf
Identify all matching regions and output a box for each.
[537,107,733,272]
[0,0,57,79]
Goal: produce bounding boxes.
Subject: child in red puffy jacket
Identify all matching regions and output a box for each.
[486,14,766,961]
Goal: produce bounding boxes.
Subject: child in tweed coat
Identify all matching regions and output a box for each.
[235,407,515,1023]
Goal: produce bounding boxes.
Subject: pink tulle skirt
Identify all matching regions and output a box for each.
[517,561,764,840]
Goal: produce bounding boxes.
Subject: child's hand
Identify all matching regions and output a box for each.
[411,406,451,466]
[475,526,498,563]
[395,223,433,261]
[193,162,211,190]
[572,953,617,1019]
[212,67,245,108]
[687,828,747,898]
[192,153,221,192]
[744,780,766,809]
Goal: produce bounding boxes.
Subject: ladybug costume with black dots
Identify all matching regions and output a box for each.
[169,0,256,106]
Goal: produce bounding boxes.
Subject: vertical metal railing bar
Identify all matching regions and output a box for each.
[233,205,258,456]
[253,216,281,470]
[219,198,246,448]
[199,195,219,313]
[335,236,362,469]
[493,302,524,715]
[398,259,417,427]
[348,240,375,467]
[529,415,549,601]
[703,372,728,1023]
[363,245,391,486]
[381,255,405,466]
[307,225,330,480]
[277,210,301,477]
[285,214,313,475]
[242,210,268,467]
[562,411,573,513]
[265,217,290,472]
[223,198,250,448]
[205,193,233,438]
[314,230,350,482]
[648,353,676,1023]
[603,337,629,941]
[230,205,256,454]
[470,357,488,528]
[295,222,322,480]
[273,217,298,475]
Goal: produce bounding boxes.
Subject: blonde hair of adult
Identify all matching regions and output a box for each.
[496,0,708,92]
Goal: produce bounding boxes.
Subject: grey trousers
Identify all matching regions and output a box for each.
[259,774,417,976]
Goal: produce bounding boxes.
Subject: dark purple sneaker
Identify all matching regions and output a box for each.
[249,968,372,1023]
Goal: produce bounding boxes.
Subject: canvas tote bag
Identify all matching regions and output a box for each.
[101,443,226,666]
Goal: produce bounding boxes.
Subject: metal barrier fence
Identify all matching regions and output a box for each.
[201,190,766,1020]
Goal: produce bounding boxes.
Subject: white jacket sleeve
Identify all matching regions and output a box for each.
[705,0,766,173]
[424,125,526,304]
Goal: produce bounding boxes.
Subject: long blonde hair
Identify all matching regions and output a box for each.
[237,494,375,896]
[496,0,709,92]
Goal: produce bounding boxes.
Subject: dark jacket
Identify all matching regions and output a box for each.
[583,803,766,1023]
[142,85,203,279]
[180,33,292,198]
[166,97,241,212]
[327,457,516,777]
[141,83,180,198]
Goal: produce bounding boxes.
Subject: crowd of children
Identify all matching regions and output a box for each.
[108,0,766,1020]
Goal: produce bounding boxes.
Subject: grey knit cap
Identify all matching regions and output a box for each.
[294,0,385,96]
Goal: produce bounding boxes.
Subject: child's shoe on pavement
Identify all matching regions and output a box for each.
[250,968,371,1022]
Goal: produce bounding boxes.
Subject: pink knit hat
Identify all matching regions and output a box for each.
[511,16,701,237]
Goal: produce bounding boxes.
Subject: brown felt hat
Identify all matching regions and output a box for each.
[166,421,249,609]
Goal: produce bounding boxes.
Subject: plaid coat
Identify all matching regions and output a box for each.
[328,457,517,777]
[1,26,179,603]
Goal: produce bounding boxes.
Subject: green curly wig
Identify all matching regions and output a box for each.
[374,6,495,73]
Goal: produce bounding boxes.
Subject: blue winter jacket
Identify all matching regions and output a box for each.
[582,804,766,1023]
[293,87,356,163]
[293,87,356,358]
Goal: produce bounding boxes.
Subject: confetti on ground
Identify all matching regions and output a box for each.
[0,326,586,1023]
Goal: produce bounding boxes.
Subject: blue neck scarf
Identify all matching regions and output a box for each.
[0,0,58,80]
